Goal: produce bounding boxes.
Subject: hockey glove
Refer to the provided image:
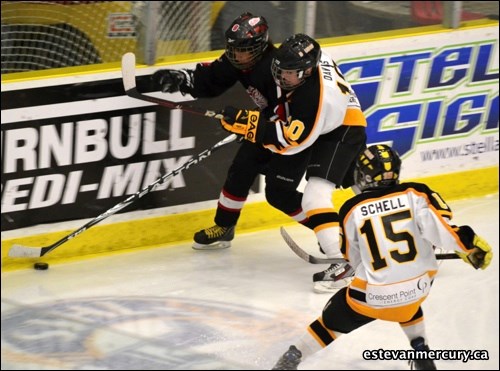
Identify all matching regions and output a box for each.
[151,69,193,94]
[220,106,261,143]
[456,232,492,270]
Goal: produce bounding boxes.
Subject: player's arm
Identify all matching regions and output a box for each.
[454,225,493,270]
[426,187,492,270]
[151,54,238,97]
[219,92,318,152]
[413,183,492,270]
[219,106,317,150]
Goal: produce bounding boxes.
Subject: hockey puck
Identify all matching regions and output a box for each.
[34,262,49,270]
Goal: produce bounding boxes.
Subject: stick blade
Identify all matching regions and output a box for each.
[280,227,345,264]
[8,244,43,258]
[121,52,137,92]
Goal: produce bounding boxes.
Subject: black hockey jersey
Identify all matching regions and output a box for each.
[185,49,279,117]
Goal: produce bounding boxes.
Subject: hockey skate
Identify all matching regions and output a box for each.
[192,225,235,250]
[313,262,354,293]
[272,345,302,370]
[409,337,437,370]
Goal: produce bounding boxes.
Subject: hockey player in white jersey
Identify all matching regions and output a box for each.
[219,34,367,292]
[271,144,493,370]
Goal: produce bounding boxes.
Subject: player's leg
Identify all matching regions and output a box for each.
[193,141,270,250]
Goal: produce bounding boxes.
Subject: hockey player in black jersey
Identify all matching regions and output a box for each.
[218,33,368,292]
[151,15,319,262]
[271,144,493,370]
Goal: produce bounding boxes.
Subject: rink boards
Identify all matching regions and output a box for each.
[1,20,498,271]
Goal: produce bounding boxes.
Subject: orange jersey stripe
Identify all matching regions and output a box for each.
[347,288,426,322]
[343,107,367,126]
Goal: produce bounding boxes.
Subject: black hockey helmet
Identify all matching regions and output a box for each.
[271,33,321,89]
[225,12,269,70]
[354,144,402,192]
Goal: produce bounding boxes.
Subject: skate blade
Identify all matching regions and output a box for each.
[192,241,231,250]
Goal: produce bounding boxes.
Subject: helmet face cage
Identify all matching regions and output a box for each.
[271,33,320,90]
[225,13,269,70]
[271,64,307,90]
[354,145,402,192]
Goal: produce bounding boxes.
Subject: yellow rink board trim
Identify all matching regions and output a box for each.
[2,166,498,272]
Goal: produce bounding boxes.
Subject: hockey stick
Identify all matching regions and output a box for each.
[280,227,345,264]
[8,133,238,258]
[121,52,224,120]
[280,227,461,264]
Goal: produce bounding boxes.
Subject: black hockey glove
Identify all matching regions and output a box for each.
[151,69,193,94]
[220,106,261,143]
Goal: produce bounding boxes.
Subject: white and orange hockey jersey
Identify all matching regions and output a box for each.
[339,182,473,322]
[259,51,366,155]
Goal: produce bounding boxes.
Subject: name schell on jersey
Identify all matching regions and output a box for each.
[360,196,407,216]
